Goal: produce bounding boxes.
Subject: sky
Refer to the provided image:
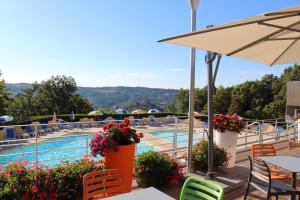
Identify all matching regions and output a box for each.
[0,0,299,89]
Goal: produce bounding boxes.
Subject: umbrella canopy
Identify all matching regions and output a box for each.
[0,115,13,123]
[52,111,57,123]
[70,111,75,121]
[147,109,159,114]
[187,111,201,117]
[88,111,102,116]
[115,109,128,114]
[131,109,146,114]
[159,5,300,66]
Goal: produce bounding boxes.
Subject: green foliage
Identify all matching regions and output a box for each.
[0,71,12,115]
[175,64,300,119]
[0,161,31,199]
[134,151,183,188]
[0,158,105,200]
[192,140,228,172]
[6,75,93,122]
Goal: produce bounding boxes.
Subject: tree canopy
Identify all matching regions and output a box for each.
[7,75,93,122]
[175,64,300,119]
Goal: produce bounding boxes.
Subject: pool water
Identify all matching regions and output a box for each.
[0,132,153,167]
[152,130,203,147]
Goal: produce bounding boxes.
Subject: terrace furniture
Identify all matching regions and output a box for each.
[14,126,30,139]
[259,156,300,189]
[24,126,37,137]
[289,141,300,150]
[103,187,175,200]
[252,144,291,181]
[244,156,300,200]
[83,169,126,200]
[48,121,60,132]
[5,128,16,140]
[41,124,53,134]
[180,176,224,200]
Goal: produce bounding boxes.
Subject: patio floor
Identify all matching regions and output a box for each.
[154,140,300,200]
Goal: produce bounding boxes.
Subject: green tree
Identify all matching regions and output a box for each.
[214,86,232,114]
[69,94,93,114]
[37,75,77,114]
[0,71,11,115]
[176,89,189,113]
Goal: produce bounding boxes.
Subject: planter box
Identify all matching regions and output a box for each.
[215,131,238,168]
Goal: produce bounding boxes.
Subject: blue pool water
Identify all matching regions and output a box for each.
[152,130,203,147]
[0,132,153,167]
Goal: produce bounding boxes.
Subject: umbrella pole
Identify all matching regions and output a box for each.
[187,3,197,174]
[206,51,217,178]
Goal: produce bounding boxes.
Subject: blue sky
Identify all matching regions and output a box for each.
[0,0,298,89]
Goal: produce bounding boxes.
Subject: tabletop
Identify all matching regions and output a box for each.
[259,156,300,173]
[104,187,175,200]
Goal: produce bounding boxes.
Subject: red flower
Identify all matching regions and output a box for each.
[31,185,39,193]
[138,133,144,138]
[123,118,130,125]
[134,137,140,143]
[121,127,130,134]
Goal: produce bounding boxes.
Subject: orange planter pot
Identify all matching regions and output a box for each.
[104,143,135,192]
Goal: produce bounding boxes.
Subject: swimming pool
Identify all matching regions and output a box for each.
[151,130,203,147]
[0,132,153,167]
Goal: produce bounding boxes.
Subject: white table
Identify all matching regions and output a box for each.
[104,187,175,200]
[259,156,300,188]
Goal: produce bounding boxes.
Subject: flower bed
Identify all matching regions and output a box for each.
[134,151,184,188]
[0,157,105,200]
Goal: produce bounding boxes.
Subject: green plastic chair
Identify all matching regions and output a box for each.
[180,176,224,200]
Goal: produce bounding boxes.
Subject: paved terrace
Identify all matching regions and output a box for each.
[140,140,300,200]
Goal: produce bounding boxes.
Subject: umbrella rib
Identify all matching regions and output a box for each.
[260,22,300,33]
[158,13,299,43]
[264,10,300,16]
[270,39,298,66]
[268,37,300,41]
[227,19,300,56]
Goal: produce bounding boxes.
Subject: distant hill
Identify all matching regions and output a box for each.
[6,83,177,111]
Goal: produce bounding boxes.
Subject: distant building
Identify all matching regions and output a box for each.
[286,81,300,120]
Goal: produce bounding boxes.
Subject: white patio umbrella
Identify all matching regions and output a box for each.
[0,115,13,123]
[52,111,57,123]
[159,4,300,176]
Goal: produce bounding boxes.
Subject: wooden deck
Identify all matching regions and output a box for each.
[154,140,300,200]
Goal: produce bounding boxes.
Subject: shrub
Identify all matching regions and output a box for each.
[0,158,105,200]
[51,158,105,199]
[192,140,228,172]
[134,151,183,188]
[0,161,30,199]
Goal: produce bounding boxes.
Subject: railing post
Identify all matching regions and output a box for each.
[173,117,178,158]
[245,121,248,148]
[297,119,300,142]
[35,125,38,166]
[86,137,89,156]
[259,122,263,144]
[275,118,278,140]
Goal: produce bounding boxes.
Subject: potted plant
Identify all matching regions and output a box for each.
[134,151,183,188]
[191,140,228,172]
[213,113,245,167]
[90,119,144,192]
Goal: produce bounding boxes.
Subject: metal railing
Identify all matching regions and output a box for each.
[0,117,298,168]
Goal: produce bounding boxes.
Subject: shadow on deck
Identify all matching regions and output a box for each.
[156,140,300,200]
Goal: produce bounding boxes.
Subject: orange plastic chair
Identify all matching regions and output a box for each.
[289,141,300,150]
[252,144,291,181]
[83,169,126,200]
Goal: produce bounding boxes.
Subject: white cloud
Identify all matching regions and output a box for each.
[170,68,185,72]
[127,72,159,78]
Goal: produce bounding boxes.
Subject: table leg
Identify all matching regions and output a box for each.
[292,172,297,188]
